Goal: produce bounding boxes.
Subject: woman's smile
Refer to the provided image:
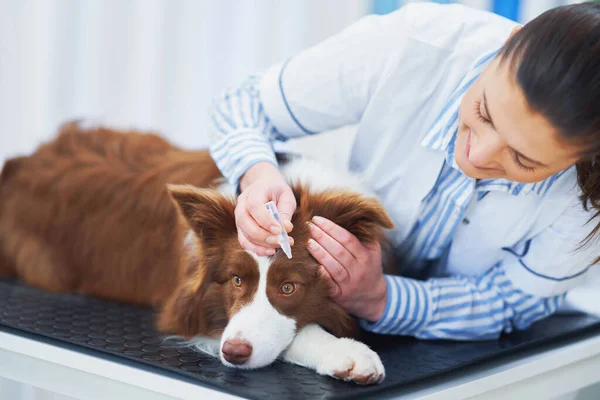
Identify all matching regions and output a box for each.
[466,128,471,158]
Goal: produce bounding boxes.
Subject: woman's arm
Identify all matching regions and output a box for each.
[362,264,564,340]
[209,75,282,190]
[207,8,416,256]
[208,8,412,189]
[309,195,596,340]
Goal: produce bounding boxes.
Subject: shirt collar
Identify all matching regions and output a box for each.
[420,49,567,197]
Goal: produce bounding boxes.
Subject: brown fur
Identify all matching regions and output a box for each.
[0,121,221,305]
[0,121,394,342]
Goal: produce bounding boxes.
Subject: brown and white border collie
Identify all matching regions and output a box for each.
[0,121,394,385]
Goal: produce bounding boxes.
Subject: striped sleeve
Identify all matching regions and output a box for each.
[360,263,565,340]
[209,74,291,189]
[208,8,423,188]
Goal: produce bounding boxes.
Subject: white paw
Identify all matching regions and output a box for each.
[316,338,385,385]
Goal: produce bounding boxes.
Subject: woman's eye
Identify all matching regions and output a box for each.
[280,282,296,295]
[513,153,535,172]
[474,100,490,124]
[233,276,242,287]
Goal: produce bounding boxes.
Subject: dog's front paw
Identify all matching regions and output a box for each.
[315,338,385,385]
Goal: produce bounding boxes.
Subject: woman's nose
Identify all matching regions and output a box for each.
[468,130,503,169]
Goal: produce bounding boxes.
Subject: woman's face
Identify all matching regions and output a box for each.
[455,56,580,183]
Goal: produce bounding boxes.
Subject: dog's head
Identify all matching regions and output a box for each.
[158,183,393,369]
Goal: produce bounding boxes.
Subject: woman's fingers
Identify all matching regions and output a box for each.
[308,237,350,286]
[318,265,341,298]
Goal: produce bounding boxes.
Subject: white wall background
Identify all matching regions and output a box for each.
[0,0,587,166]
[399,0,586,23]
[0,0,369,164]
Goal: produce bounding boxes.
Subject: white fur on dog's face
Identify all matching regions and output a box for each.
[219,253,297,369]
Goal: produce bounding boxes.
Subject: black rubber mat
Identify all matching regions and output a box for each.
[1,277,600,400]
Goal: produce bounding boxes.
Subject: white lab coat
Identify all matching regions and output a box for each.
[258,3,598,307]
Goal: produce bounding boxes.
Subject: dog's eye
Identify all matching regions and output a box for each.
[280,283,296,295]
[233,276,242,287]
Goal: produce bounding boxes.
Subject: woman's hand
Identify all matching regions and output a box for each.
[307,216,388,322]
[236,162,296,256]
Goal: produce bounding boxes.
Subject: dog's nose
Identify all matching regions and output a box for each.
[222,339,252,365]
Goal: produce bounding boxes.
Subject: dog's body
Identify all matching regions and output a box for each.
[0,122,394,384]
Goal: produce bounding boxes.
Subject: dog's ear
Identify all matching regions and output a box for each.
[295,187,394,243]
[167,184,237,244]
[157,279,229,338]
[161,185,235,338]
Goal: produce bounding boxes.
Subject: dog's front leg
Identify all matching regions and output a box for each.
[282,324,385,385]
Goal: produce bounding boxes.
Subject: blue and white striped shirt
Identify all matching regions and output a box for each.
[209,50,565,341]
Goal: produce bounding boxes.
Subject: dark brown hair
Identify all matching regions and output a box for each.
[498,2,600,251]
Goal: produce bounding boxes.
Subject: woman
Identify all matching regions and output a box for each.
[208,2,600,340]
